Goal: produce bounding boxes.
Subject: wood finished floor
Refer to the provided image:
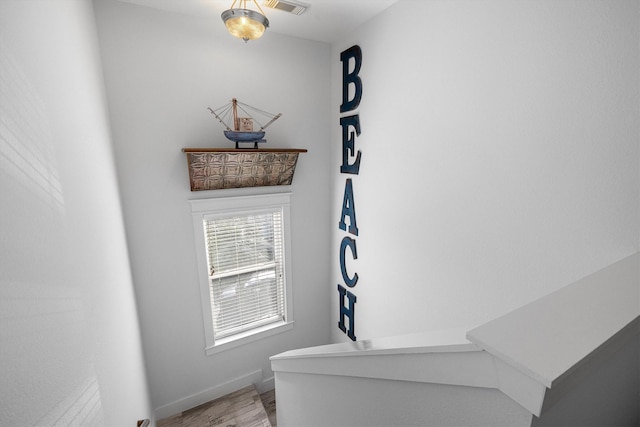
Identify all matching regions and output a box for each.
[157,385,276,427]
[259,389,276,427]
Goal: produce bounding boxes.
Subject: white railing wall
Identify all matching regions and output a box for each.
[271,253,639,427]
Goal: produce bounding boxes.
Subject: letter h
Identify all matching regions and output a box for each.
[337,284,357,341]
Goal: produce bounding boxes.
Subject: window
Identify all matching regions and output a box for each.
[191,193,294,354]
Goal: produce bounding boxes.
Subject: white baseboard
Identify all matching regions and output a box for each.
[154,370,263,420]
[257,375,275,394]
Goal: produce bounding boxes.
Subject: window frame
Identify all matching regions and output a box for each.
[191,193,294,355]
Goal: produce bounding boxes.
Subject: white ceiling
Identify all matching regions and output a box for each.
[114,0,399,43]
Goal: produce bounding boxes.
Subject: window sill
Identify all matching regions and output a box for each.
[205,321,295,356]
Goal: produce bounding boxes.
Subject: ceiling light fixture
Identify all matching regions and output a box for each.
[221,0,270,43]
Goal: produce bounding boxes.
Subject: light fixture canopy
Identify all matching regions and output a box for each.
[222,0,270,42]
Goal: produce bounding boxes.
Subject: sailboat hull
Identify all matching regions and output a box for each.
[224,130,266,143]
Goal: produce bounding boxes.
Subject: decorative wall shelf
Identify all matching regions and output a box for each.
[182,148,307,191]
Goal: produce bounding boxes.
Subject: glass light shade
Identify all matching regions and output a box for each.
[222,8,269,42]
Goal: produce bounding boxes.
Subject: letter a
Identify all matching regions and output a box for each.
[338,178,359,236]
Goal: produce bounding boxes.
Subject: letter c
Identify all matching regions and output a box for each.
[340,236,359,287]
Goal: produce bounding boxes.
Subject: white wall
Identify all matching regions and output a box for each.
[0,0,152,425]
[93,0,332,415]
[331,0,639,342]
[275,372,532,427]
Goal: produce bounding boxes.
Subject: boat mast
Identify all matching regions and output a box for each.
[208,98,281,133]
[232,98,239,131]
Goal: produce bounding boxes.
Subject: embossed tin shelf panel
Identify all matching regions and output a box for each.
[183,148,307,191]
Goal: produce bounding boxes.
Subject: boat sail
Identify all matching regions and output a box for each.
[208,98,282,148]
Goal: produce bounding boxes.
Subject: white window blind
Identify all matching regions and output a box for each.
[203,208,285,340]
[191,193,293,354]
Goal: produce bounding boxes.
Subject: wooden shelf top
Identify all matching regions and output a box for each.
[182,148,308,153]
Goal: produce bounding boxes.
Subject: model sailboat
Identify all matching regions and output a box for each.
[208,98,282,148]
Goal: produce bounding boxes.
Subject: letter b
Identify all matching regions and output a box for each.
[340,45,363,113]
